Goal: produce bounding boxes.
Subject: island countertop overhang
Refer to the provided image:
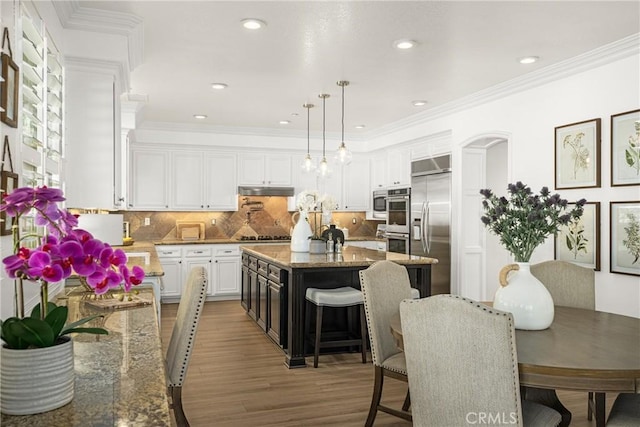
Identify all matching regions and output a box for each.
[240,244,438,270]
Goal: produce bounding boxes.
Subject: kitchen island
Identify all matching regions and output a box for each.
[240,244,437,368]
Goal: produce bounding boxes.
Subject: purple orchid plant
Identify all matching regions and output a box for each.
[0,186,145,349]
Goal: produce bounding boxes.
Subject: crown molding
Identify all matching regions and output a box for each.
[52,0,143,70]
[64,56,129,95]
[138,121,369,142]
[365,33,640,140]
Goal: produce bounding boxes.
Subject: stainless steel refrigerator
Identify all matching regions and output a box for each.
[410,155,451,296]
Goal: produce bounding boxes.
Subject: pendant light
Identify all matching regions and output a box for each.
[301,103,315,173]
[335,80,353,165]
[318,93,330,178]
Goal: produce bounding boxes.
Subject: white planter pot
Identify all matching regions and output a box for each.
[1,337,75,415]
[494,262,555,330]
[309,240,326,254]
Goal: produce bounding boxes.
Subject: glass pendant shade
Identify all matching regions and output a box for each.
[317,94,331,179]
[335,80,353,165]
[300,103,316,173]
[301,153,315,173]
[335,141,353,164]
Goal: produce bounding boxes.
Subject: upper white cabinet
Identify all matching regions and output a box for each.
[342,157,370,211]
[387,148,411,187]
[171,151,205,210]
[65,67,116,208]
[129,148,170,209]
[238,154,292,186]
[205,154,238,210]
[370,147,411,191]
[128,146,238,211]
[317,156,370,211]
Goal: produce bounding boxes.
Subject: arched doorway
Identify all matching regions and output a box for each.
[457,133,510,301]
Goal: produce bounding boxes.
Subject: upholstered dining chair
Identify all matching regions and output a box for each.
[530,260,599,420]
[165,267,208,427]
[606,393,640,426]
[359,260,414,426]
[400,295,562,427]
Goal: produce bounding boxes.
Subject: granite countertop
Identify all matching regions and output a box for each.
[0,289,171,427]
[241,244,438,269]
[153,236,383,245]
[112,242,164,277]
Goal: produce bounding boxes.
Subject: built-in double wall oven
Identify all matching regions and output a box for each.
[386,187,411,254]
[372,189,387,219]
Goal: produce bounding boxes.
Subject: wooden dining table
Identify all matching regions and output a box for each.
[389,305,640,427]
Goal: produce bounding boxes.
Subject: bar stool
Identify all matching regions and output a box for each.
[305,286,368,368]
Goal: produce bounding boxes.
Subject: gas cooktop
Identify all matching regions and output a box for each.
[239,235,291,241]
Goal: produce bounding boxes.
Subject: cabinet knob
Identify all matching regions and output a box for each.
[166,205,169,208]
[201,205,204,208]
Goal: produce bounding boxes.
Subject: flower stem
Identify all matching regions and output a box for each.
[40,280,49,320]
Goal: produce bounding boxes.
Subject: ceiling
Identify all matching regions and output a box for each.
[70,1,640,137]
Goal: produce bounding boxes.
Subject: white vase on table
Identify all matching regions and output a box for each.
[494,262,554,330]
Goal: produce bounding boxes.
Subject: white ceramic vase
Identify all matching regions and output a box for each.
[290,210,312,252]
[1,336,75,415]
[493,262,554,330]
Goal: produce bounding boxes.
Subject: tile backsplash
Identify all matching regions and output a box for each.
[115,196,381,242]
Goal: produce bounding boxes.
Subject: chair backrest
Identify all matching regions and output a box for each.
[166,267,208,387]
[400,295,523,427]
[359,260,413,366]
[530,260,595,310]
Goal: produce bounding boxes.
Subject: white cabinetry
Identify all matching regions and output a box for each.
[318,156,370,211]
[387,148,411,187]
[184,246,213,296]
[206,154,238,210]
[212,246,241,296]
[156,246,183,299]
[128,147,237,211]
[129,149,170,209]
[172,152,205,210]
[370,153,388,190]
[347,240,386,251]
[157,244,241,302]
[342,157,370,211]
[238,154,292,186]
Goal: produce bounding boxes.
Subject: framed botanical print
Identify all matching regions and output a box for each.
[555,202,600,270]
[610,201,640,276]
[611,109,640,186]
[0,52,19,128]
[554,118,601,189]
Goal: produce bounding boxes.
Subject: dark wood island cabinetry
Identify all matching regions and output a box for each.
[240,244,437,368]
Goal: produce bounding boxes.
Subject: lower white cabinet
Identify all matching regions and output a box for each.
[157,244,241,301]
[212,246,241,296]
[347,240,386,251]
[156,246,183,299]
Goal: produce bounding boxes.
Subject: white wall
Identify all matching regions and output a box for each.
[368,52,640,317]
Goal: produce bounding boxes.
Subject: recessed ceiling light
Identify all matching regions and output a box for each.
[519,56,539,64]
[193,114,207,119]
[279,120,290,125]
[394,39,418,50]
[412,100,427,107]
[211,83,228,90]
[241,18,266,30]
[354,125,366,129]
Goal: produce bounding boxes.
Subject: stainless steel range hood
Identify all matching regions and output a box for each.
[238,186,295,197]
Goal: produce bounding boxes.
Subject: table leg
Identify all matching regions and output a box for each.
[521,386,571,427]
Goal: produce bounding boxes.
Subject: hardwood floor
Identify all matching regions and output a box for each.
[160,300,615,426]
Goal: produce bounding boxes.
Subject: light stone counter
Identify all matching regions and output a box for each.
[241,244,438,269]
[0,289,171,426]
